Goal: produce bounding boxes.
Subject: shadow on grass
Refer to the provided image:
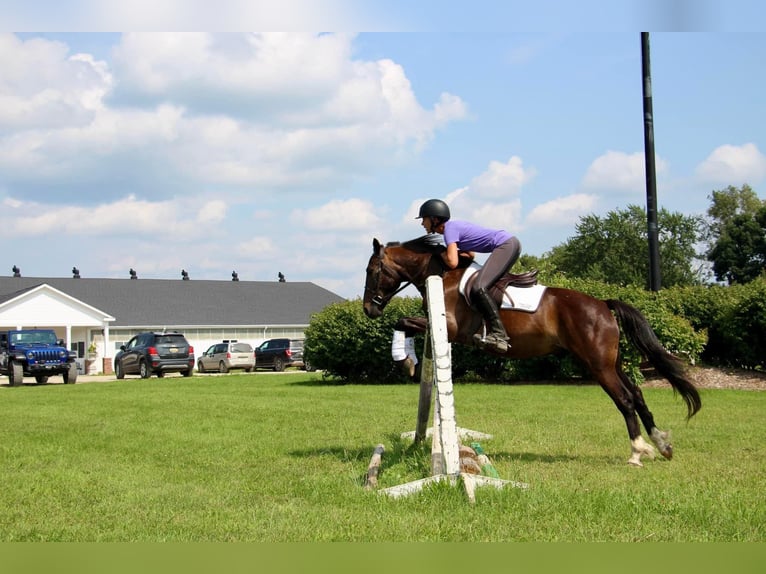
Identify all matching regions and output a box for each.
[285,378,351,387]
[288,432,614,489]
[289,432,433,486]
[496,451,580,464]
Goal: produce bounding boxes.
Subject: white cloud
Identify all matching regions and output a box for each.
[582,150,668,194]
[695,143,766,184]
[402,158,534,234]
[0,33,112,130]
[0,33,467,202]
[466,200,524,233]
[197,200,228,224]
[237,236,278,258]
[526,193,599,226]
[291,198,383,231]
[469,156,536,199]
[0,195,220,238]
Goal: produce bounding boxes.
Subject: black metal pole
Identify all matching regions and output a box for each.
[641,32,662,291]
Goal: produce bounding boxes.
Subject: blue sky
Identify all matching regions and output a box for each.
[1,4,765,299]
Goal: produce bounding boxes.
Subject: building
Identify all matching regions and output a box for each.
[0,275,346,374]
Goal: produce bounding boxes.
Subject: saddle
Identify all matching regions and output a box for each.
[459,264,546,312]
[462,267,538,303]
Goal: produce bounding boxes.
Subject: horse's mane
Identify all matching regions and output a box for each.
[385,234,446,255]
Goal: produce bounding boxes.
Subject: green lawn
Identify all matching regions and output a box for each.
[1,373,764,542]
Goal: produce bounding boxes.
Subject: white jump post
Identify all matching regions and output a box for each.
[380,275,527,501]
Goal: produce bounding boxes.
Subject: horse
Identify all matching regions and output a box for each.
[362,236,701,466]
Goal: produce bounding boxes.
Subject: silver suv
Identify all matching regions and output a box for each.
[198,340,255,373]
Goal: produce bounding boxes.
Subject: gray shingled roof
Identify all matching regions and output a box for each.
[0,277,346,327]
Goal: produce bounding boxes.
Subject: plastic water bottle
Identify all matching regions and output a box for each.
[470,442,500,478]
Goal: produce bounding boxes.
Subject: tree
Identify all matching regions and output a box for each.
[705,185,766,284]
[547,205,703,288]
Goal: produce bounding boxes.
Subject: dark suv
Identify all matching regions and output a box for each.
[0,329,78,385]
[254,338,313,372]
[114,331,195,379]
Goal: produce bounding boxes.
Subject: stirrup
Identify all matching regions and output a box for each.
[473,332,510,353]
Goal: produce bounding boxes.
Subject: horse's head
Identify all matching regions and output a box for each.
[363,236,446,319]
[363,238,398,318]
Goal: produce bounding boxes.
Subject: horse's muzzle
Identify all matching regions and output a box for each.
[363,302,383,319]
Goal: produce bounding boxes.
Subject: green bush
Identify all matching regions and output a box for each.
[660,279,766,370]
[304,277,710,384]
[303,297,425,383]
[713,277,766,369]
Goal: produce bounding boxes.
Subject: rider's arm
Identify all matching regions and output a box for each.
[443,242,459,269]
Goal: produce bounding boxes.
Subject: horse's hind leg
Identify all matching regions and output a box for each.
[618,370,673,460]
[593,368,657,466]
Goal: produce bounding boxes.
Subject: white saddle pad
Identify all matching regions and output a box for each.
[458,264,547,313]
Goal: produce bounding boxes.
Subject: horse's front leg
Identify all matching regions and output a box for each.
[391,317,427,379]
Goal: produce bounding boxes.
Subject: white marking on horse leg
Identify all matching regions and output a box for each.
[627,435,657,467]
[391,330,407,361]
[404,336,418,365]
[650,427,673,459]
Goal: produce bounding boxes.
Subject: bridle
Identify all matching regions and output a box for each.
[364,248,412,308]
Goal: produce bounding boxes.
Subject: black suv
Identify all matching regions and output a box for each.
[254,338,313,372]
[114,331,195,379]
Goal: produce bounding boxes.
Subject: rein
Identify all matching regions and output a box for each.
[366,280,412,308]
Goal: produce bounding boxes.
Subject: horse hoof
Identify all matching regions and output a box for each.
[394,358,415,378]
[661,445,673,460]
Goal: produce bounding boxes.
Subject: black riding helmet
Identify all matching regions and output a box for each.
[417,199,451,221]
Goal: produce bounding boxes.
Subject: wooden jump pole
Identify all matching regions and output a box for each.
[380,275,527,501]
[364,444,385,490]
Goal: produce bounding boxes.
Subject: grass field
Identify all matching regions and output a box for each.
[0,372,764,542]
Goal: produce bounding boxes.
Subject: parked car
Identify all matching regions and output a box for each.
[254,338,313,372]
[198,340,255,373]
[114,331,195,379]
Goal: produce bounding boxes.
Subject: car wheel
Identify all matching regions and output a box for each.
[115,360,125,379]
[245,367,253,373]
[157,371,165,378]
[219,361,229,374]
[9,362,23,386]
[63,363,78,384]
[139,359,151,379]
[182,368,192,377]
[197,361,205,373]
[35,375,49,384]
[273,356,285,372]
[303,360,316,372]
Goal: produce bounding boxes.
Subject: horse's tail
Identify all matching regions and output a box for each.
[606,299,701,419]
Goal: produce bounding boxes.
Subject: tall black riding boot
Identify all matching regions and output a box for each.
[472,288,510,353]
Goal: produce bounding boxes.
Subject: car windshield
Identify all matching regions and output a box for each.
[11,331,58,345]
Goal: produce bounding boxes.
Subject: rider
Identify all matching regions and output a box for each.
[416,198,521,353]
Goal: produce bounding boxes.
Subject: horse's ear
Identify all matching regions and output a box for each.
[373,238,381,254]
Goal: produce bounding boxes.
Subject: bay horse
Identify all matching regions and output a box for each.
[363,236,701,466]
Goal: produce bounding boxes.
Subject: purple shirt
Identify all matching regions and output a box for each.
[443,220,513,253]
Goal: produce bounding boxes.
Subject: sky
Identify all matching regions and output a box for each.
[1,2,765,299]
